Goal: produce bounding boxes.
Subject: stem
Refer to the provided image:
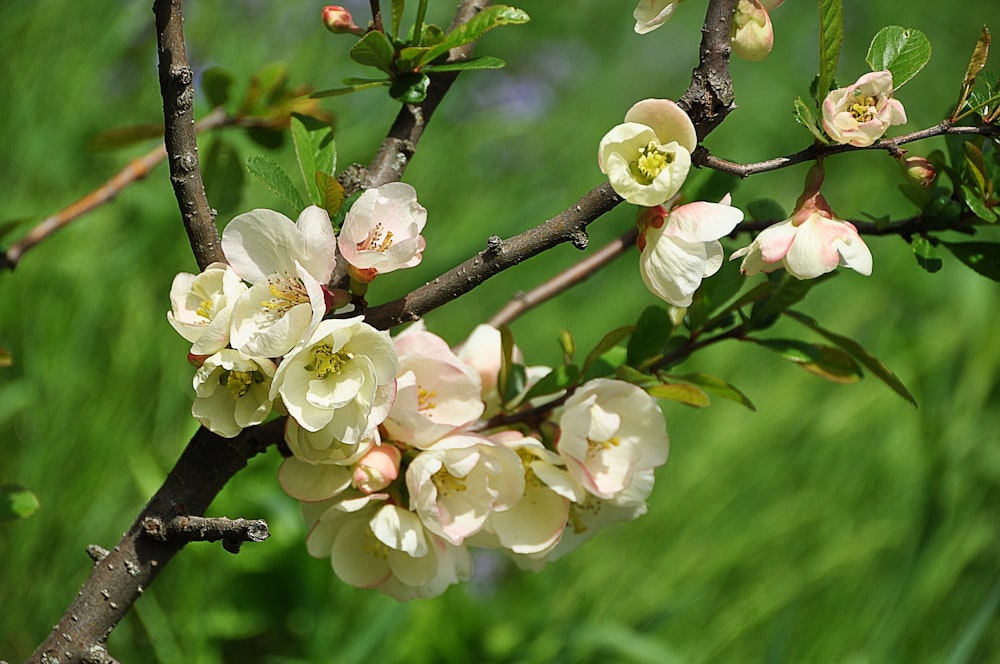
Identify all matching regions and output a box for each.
[413,0,429,45]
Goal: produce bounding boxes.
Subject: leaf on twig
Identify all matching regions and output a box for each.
[415,6,530,68]
[290,114,335,206]
[941,241,1000,281]
[752,338,863,384]
[669,372,756,411]
[865,25,932,90]
[646,382,711,408]
[245,154,304,212]
[953,26,991,119]
[911,235,943,273]
[817,0,844,100]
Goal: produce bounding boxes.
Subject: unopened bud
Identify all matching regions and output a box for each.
[730,0,774,61]
[322,6,364,36]
[899,155,936,187]
[352,444,402,494]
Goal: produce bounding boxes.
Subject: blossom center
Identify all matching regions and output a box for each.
[633,141,675,185]
[262,273,309,315]
[432,469,467,497]
[305,343,354,379]
[417,387,437,412]
[586,436,621,461]
[220,368,263,399]
[357,223,394,253]
[849,92,878,122]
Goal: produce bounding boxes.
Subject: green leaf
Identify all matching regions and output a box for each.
[422,56,507,73]
[753,338,863,383]
[502,363,527,406]
[87,123,164,152]
[784,310,917,405]
[239,62,289,115]
[0,483,40,521]
[627,306,673,369]
[941,241,1000,281]
[350,31,396,75]
[520,364,581,404]
[670,372,756,411]
[646,382,711,408]
[391,0,406,40]
[697,255,746,322]
[245,154,304,212]
[817,0,844,100]
[311,81,391,98]
[954,26,991,118]
[912,235,943,273]
[865,26,932,89]
[960,184,998,222]
[415,6,530,68]
[963,141,989,193]
[558,329,575,364]
[390,72,430,103]
[582,326,633,377]
[793,96,829,143]
[203,137,244,216]
[497,325,517,405]
[202,66,235,109]
[750,272,835,329]
[290,114,335,206]
[315,172,346,218]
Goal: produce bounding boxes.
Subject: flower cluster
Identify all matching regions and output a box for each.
[634,0,784,61]
[167,183,426,440]
[279,323,670,599]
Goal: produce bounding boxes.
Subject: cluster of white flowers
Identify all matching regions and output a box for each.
[168,184,671,600]
[280,323,670,600]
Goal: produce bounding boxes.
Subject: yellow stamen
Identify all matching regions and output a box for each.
[849,92,877,123]
[633,141,675,185]
[432,469,468,497]
[195,298,214,320]
[357,223,395,253]
[222,369,262,399]
[305,343,354,379]
[261,274,309,314]
[417,387,437,411]
[586,435,621,461]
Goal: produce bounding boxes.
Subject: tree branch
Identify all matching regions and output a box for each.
[698,122,1000,178]
[154,0,225,270]
[142,515,270,554]
[678,0,737,139]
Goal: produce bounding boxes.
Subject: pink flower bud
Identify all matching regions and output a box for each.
[899,155,936,187]
[322,6,364,35]
[352,444,402,494]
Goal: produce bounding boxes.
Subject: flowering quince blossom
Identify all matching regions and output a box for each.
[731,165,873,279]
[338,182,427,284]
[271,316,397,446]
[406,433,525,546]
[599,99,697,207]
[822,70,907,147]
[192,349,276,438]
[556,378,669,501]
[167,262,248,356]
[283,417,377,465]
[302,493,472,600]
[633,0,682,34]
[382,323,484,448]
[637,194,745,307]
[730,0,776,61]
[222,205,337,358]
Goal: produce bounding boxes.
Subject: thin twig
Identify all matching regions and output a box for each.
[143,515,270,554]
[154,0,225,269]
[487,227,639,328]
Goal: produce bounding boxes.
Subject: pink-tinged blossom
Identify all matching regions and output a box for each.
[899,154,936,187]
[599,99,697,207]
[270,316,397,445]
[283,417,376,466]
[302,494,472,600]
[730,0,773,61]
[223,206,337,357]
[321,5,364,35]
[382,323,484,448]
[633,0,682,34]
[637,195,744,307]
[167,262,247,355]
[278,455,353,503]
[406,433,525,546]
[822,71,907,147]
[338,183,427,284]
[731,165,873,279]
[352,443,402,494]
[556,379,669,501]
[192,349,276,438]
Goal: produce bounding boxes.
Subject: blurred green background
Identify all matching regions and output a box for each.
[3,1,1000,662]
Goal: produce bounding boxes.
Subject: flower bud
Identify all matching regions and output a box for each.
[899,155,936,187]
[322,6,364,35]
[730,0,773,61]
[353,444,402,494]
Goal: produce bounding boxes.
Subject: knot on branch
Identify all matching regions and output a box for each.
[142,515,270,554]
[569,229,589,250]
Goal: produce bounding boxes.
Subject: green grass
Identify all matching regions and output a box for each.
[2,1,1000,662]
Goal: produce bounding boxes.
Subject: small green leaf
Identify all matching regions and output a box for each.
[315,172,346,218]
[390,72,431,103]
[954,26,991,118]
[697,255,746,321]
[558,329,575,364]
[750,272,835,329]
[785,311,917,405]
[912,236,943,273]
[203,137,244,216]
[202,66,235,109]
[963,141,989,193]
[87,124,164,152]
[646,382,711,407]
[582,327,634,377]
[415,6,530,68]
[670,372,756,411]
[497,325,516,405]
[0,483,40,521]
[391,0,406,40]
[422,56,507,73]
[865,26,932,89]
[350,31,396,75]
[817,0,844,100]
[291,114,335,205]
[753,338,863,383]
[627,306,673,369]
[793,96,829,143]
[960,184,998,222]
[521,364,580,403]
[941,241,1000,281]
[311,81,391,98]
[245,154,304,212]
[502,363,527,406]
